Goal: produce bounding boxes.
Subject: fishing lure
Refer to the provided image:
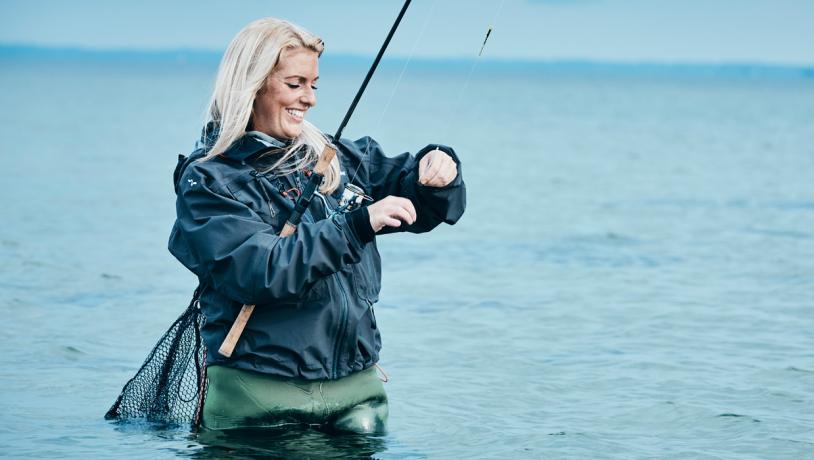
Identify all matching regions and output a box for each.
[479,26,493,56]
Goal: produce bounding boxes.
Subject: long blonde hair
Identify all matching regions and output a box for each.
[204,18,340,193]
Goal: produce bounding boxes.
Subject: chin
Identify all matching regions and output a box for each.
[284,128,303,139]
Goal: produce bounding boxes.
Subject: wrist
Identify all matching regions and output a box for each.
[346,206,375,243]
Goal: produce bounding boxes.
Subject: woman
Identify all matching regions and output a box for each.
[169,17,466,434]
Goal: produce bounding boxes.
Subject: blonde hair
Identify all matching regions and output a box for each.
[204,18,340,193]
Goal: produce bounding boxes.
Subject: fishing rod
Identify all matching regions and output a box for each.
[219,0,413,358]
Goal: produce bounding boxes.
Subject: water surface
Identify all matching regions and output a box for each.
[1,54,813,458]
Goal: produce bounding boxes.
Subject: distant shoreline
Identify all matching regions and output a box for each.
[2,44,812,79]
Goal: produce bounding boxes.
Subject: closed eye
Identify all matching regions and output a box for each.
[285,83,318,91]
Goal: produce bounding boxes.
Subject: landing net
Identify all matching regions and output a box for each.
[105,290,207,430]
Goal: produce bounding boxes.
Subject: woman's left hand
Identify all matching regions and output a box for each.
[418,149,458,187]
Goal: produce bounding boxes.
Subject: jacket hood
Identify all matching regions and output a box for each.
[173,125,294,195]
[199,122,292,161]
[222,131,292,163]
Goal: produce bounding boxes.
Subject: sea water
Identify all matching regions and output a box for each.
[1,52,813,458]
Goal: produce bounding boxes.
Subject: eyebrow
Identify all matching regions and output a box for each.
[284,75,319,81]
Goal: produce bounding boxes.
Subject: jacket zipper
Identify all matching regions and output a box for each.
[254,175,277,217]
[319,191,350,380]
[331,273,350,379]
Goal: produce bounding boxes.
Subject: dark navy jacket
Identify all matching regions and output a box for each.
[168,132,466,380]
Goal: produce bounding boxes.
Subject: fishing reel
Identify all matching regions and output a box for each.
[338,183,372,213]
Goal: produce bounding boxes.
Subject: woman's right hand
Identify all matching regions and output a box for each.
[367,196,417,232]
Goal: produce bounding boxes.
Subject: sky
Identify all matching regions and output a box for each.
[2,0,813,66]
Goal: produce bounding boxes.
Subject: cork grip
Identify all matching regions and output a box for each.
[313,144,337,175]
[217,304,255,358]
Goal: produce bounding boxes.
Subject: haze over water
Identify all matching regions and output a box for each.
[1,51,813,458]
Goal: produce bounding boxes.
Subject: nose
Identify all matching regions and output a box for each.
[301,86,316,108]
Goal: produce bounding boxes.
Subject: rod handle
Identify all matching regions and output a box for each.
[218,304,255,358]
[216,144,338,358]
[314,144,337,175]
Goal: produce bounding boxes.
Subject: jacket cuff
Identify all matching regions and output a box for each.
[414,144,463,191]
[346,206,375,244]
[414,143,460,166]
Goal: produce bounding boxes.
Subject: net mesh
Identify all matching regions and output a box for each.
[105,290,208,430]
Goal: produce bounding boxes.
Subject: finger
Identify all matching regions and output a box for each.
[400,199,417,223]
[429,149,444,162]
[391,196,416,221]
[426,160,452,186]
[426,157,456,186]
[383,216,402,228]
[421,153,445,185]
[418,154,431,182]
[390,205,414,225]
[433,153,454,178]
[419,150,442,185]
[439,160,458,185]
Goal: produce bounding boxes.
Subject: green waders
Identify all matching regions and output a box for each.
[202,365,388,434]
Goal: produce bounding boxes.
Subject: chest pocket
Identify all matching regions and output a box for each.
[227,175,287,229]
[352,242,382,303]
[228,173,334,304]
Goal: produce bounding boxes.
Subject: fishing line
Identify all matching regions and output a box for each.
[438,0,507,142]
[333,0,412,141]
[377,1,437,132]
[345,0,507,193]
[347,1,438,187]
[219,0,413,359]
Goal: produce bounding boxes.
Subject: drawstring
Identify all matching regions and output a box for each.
[254,175,278,217]
[375,363,389,383]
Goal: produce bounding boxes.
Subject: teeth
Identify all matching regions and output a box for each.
[286,109,304,119]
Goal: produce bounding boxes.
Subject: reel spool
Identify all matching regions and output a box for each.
[339,183,372,212]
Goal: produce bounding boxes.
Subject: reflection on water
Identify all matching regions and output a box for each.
[108,420,389,459]
[191,427,387,460]
[107,410,390,458]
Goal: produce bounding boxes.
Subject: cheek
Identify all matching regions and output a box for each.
[258,88,288,115]
[255,94,272,117]
[279,92,300,109]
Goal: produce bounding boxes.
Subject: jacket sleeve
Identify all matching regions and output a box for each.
[168,163,368,306]
[339,137,467,234]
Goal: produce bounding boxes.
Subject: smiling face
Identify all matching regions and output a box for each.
[252,47,319,139]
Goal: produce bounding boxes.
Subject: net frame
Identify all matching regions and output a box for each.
[105,289,208,430]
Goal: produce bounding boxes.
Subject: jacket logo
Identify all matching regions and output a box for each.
[187,178,198,187]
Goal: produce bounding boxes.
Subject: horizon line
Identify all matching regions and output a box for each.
[2,43,814,72]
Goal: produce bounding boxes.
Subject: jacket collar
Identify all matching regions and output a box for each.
[221,131,293,163]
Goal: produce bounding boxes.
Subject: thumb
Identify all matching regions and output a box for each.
[418,153,429,180]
